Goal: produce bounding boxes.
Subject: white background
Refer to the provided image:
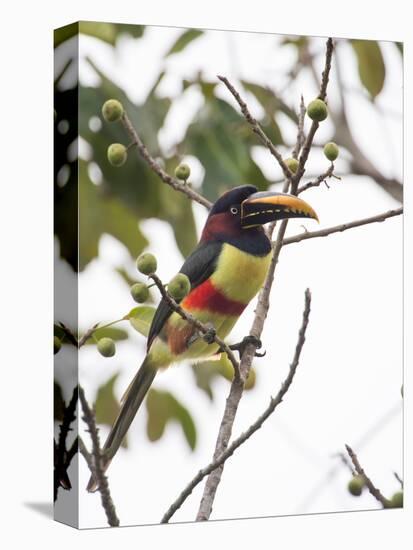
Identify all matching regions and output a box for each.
[0,0,411,548]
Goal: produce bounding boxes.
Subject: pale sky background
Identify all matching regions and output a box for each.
[54,25,402,528]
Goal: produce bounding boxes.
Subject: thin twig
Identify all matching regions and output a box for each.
[58,322,78,347]
[293,38,334,184]
[161,289,312,523]
[292,95,306,160]
[394,472,404,489]
[78,323,100,348]
[54,387,78,501]
[149,273,241,380]
[217,75,293,182]
[345,444,391,508]
[282,207,403,246]
[79,387,120,527]
[121,113,212,209]
[297,163,336,194]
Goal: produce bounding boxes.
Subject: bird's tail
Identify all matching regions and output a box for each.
[86,357,157,492]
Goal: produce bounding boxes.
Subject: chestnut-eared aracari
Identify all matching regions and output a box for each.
[87,184,318,491]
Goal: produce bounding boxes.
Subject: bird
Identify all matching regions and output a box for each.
[87,184,318,491]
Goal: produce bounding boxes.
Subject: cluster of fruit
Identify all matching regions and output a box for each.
[283,98,339,173]
[347,474,403,507]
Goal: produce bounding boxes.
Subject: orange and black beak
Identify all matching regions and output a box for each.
[241,191,319,228]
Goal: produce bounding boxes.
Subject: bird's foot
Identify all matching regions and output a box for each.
[228,335,266,359]
[202,323,217,344]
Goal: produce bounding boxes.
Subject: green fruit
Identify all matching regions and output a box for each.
[348,475,365,496]
[307,99,328,122]
[131,282,149,303]
[174,163,191,181]
[285,157,299,174]
[107,143,127,167]
[97,337,116,358]
[244,367,256,390]
[390,491,403,508]
[324,142,339,161]
[136,253,157,275]
[102,99,124,122]
[168,273,191,301]
[54,336,62,355]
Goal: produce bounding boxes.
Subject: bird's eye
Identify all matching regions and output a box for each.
[230,206,238,215]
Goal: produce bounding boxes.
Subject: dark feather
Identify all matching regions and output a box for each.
[147,240,223,351]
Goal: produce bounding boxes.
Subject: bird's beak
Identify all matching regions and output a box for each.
[241,191,319,228]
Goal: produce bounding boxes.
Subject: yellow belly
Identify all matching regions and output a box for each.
[210,243,272,302]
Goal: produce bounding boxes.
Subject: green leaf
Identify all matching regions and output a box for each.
[82,327,129,344]
[166,29,203,56]
[128,306,156,337]
[351,40,385,100]
[146,389,197,450]
[95,373,127,448]
[79,160,148,270]
[192,354,256,400]
[241,80,298,126]
[183,97,269,201]
[54,22,145,48]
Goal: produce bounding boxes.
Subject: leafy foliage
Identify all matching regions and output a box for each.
[351,40,385,100]
[94,373,128,448]
[192,354,256,400]
[146,388,197,450]
[166,29,203,56]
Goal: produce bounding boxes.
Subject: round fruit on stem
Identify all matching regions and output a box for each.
[348,475,365,496]
[284,157,299,174]
[174,163,191,182]
[390,491,403,508]
[107,143,127,167]
[307,98,328,122]
[131,282,149,303]
[102,99,124,122]
[136,253,157,275]
[97,337,116,358]
[168,273,191,301]
[323,141,339,161]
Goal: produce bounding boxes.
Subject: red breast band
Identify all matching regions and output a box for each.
[182,278,246,316]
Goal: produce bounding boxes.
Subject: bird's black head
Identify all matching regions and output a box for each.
[201,184,318,245]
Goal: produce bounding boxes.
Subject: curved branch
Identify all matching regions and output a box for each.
[121,113,212,209]
[282,207,403,246]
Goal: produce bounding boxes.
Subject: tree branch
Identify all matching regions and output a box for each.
[297,163,336,194]
[282,207,403,246]
[293,38,334,184]
[54,387,78,501]
[79,387,120,527]
[149,273,241,381]
[345,444,391,508]
[194,37,334,522]
[121,113,212,209]
[217,75,293,182]
[161,289,311,523]
[291,95,306,160]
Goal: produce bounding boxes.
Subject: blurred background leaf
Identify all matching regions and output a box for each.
[351,40,385,100]
[146,388,196,450]
[94,373,128,448]
[192,354,256,401]
[166,29,203,56]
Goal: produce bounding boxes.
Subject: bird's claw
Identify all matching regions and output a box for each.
[229,335,266,359]
[202,323,217,344]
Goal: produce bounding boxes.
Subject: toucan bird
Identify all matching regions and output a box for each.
[87,184,318,491]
